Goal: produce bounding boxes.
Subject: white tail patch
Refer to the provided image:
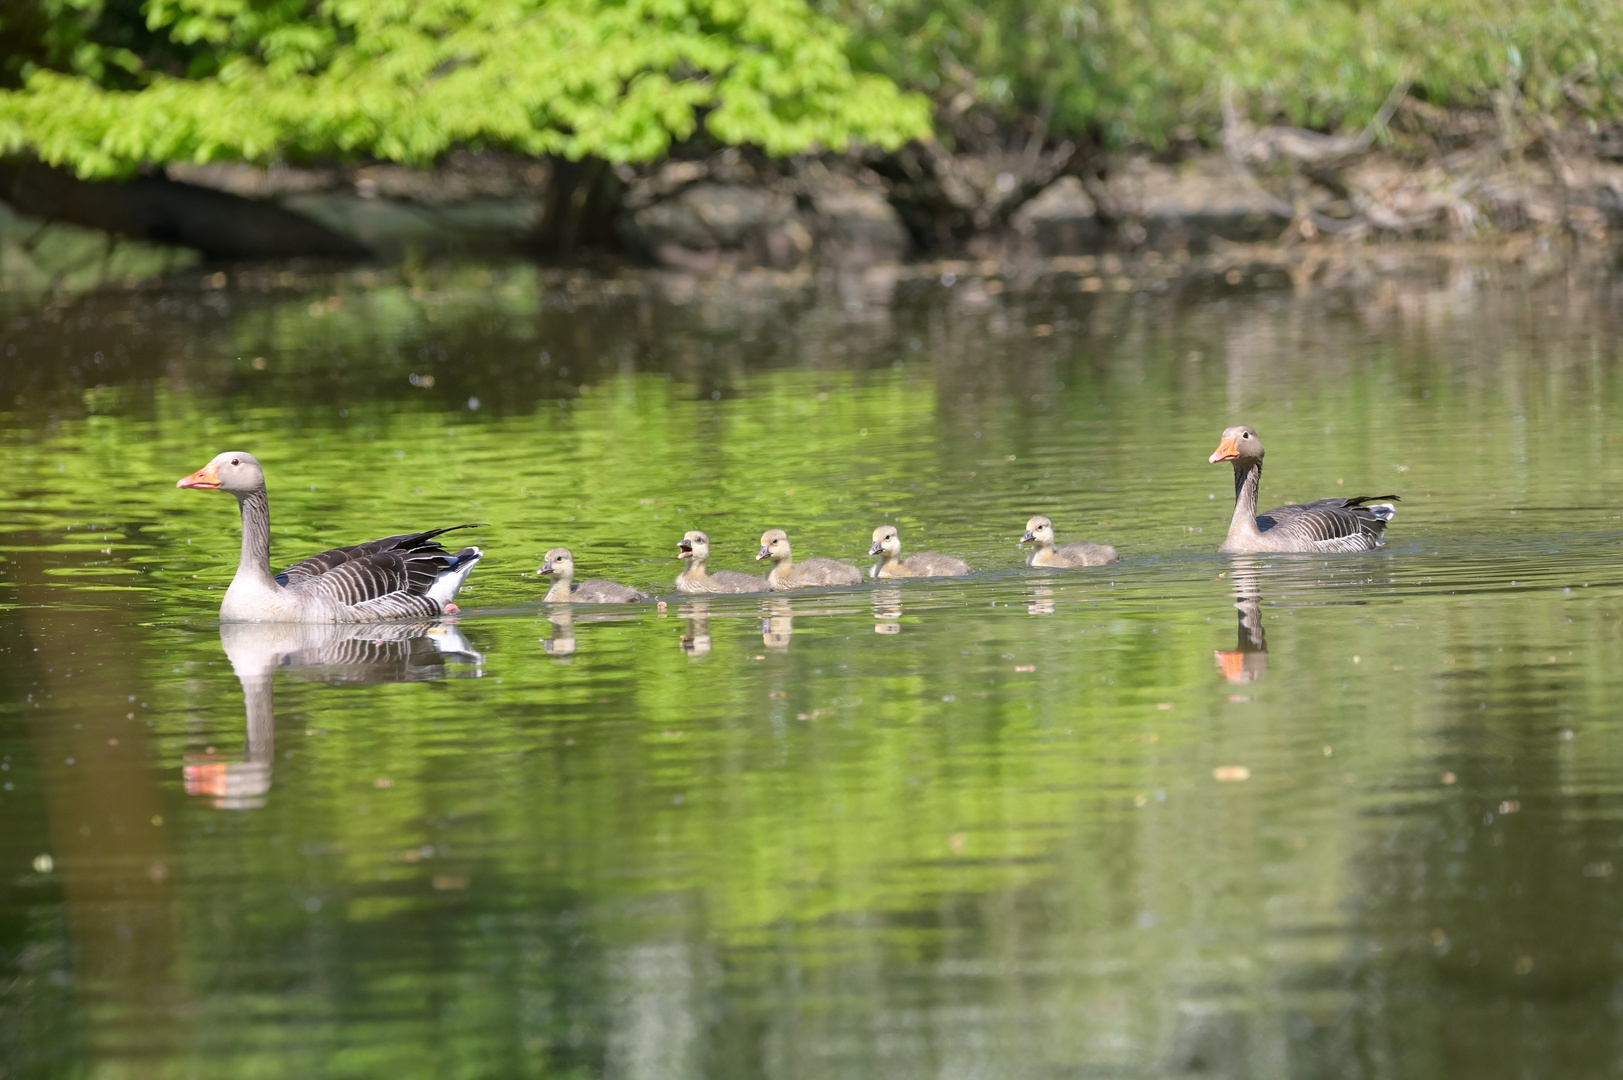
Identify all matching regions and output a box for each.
[427,547,482,605]
[425,623,484,665]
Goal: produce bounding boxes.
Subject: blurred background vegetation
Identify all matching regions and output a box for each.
[2,0,1620,174]
[823,0,1623,151]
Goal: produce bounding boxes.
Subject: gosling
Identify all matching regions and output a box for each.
[756,529,862,590]
[1020,515,1119,567]
[675,531,770,594]
[868,525,971,579]
[537,547,648,603]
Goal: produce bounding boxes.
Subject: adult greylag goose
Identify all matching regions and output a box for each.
[1020,516,1119,567]
[868,525,971,578]
[1208,425,1397,553]
[176,451,482,623]
[756,529,862,589]
[538,547,647,603]
[676,531,769,594]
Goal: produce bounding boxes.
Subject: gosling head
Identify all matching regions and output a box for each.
[537,547,574,579]
[757,529,790,563]
[1209,425,1265,465]
[177,451,265,496]
[1021,516,1055,546]
[869,525,901,558]
[678,530,710,562]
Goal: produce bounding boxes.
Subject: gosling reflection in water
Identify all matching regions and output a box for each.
[761,597,794,650]
[680,599,713,657]
[873,586,902,634]
[543,609,576,657]
[1214,560,1268,683]
[186,620,483,809]
[542,607,644,659]
[1026,585,1057,616]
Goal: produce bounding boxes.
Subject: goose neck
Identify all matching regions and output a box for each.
[233,488,280,589]
[1227,459,1265,544]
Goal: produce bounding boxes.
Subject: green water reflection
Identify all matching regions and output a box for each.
[4,262,1623,1078]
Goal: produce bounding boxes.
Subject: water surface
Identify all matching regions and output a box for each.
[4,258,1623,1078]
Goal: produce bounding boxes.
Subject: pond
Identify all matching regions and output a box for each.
[4,255,1623,1079]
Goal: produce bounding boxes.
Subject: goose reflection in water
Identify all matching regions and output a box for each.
[1214,560,1268,684]
[1026,584,1057,616]
[185,620,484,809]
[873,587,902,634]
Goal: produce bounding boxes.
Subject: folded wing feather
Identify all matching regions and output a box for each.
[273,525,480,616]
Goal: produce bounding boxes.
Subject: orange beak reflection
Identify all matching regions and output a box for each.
[1208,436,1239,464]
[1214,649,1266,683]
[177,462,220,489]
[183,760,230,796]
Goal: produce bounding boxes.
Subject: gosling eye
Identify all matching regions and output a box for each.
[230,457,240,465]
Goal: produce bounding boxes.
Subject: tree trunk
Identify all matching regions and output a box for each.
[534,156,625,255]
[0,160,370,260]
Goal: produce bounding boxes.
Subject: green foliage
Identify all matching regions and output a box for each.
[0,0,932,177]
[824,0,1623,146]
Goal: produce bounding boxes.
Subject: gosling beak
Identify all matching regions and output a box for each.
[176,462,220,489]
[868,541,883,556]
[538,561,553,575]
[1208,435,1239,464]
[1020,531,1036,543]
[755,546,770,561]
[677,540,693,560]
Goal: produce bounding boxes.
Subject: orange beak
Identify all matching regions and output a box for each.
[1208,436,1239,464]
[177,462,220,489]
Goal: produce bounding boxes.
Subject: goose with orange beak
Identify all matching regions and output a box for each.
[1209,425,1397,553]
[176,451,482,621]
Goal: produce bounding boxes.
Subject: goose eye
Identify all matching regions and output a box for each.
[230,457,240,465]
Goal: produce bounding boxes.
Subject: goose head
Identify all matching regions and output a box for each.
[177,451,265,495]
[537,547,575,581]
[757,529,790,563]
[1209,425,1265,464]
[1020,516,1054,545]
[869,525,901,558]
[678,531,709,562]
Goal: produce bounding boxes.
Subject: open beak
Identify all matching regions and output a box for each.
[677,541,693,560]
[1208,435,1239,464]
[176,462,220,489]
[755,546,770,561]
[1020,531,1036,543]
[868,542,883,556]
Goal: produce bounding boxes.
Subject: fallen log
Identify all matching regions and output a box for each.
[0,160,370,260]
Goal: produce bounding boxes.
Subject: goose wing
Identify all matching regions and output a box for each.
[1259,496,1398,550]
[282,529,481,618]
[275,525,478,586]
